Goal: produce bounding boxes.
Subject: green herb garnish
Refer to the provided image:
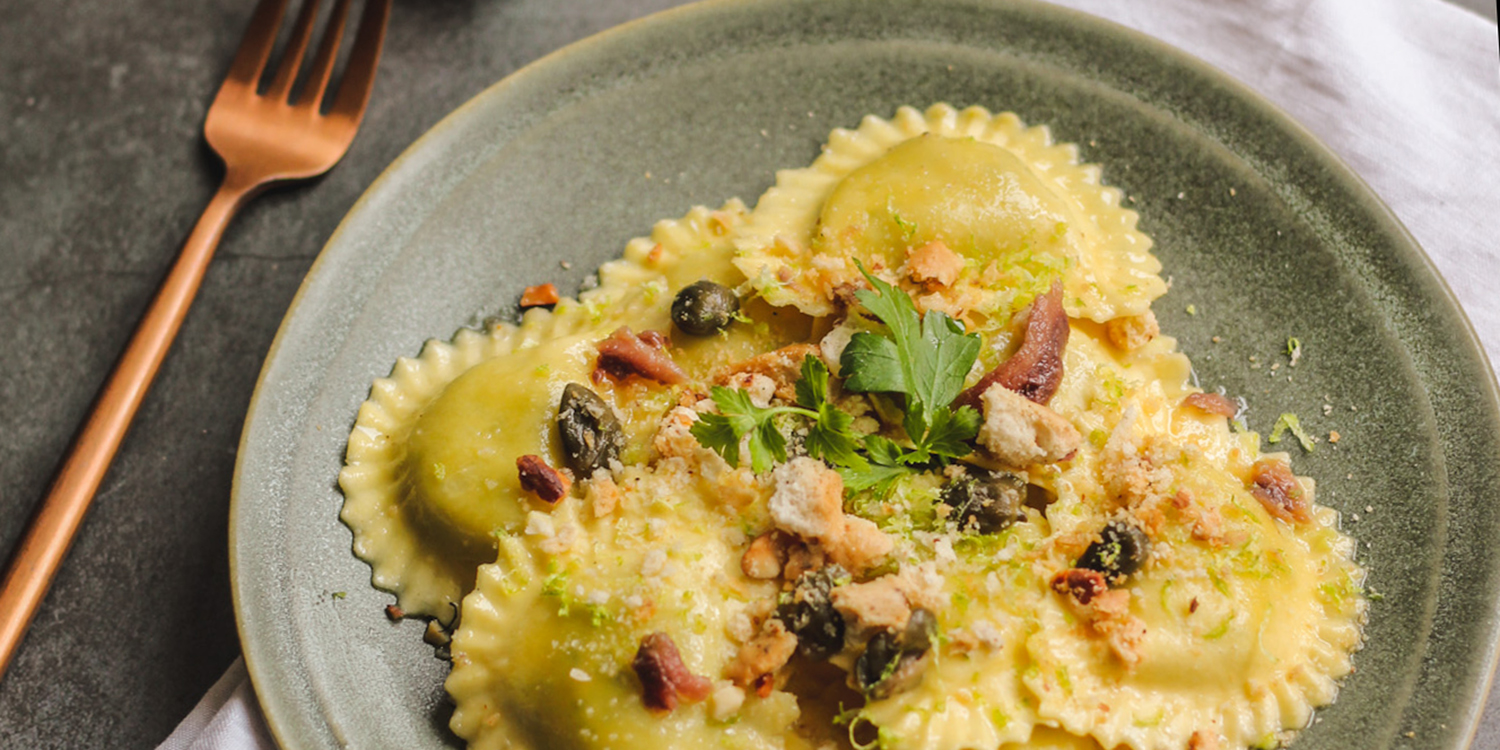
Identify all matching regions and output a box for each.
[840,263,982,466]
[690,265,983,493]
[692,356,864,474]
[690,386,792,473]
[1268,412,1316,452]
[795,355,867,469]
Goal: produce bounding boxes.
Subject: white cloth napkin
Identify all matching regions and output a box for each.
[157,658,275,750]
[1065,0,1500,366]
[159,0,1499,747]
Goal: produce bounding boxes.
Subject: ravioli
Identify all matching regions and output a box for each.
[339,105,1364,750]
[446,459,835,750]
[845,326,1363,750]
[733,105,1164,328]
[340,201,815,619]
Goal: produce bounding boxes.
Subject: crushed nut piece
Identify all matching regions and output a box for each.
[633,632,713,713]
[1189,730,1221,750]
[741,531,790,580]
[516,454,571,502]
[725,619,797,688]
[1105,311,1159,351]
[1249,459,1311,523]
[519,283,560,308]
[1050,568,1109,605]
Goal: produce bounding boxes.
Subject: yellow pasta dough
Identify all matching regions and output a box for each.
[340,201,814,619]
[446,460,831,750]
[734,105,1164,328]
[339,105,1364,750]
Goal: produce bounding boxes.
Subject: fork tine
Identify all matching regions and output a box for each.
[265,0,322,101]
[295,0,351,108]
[225,0,291,87]
[328,0,392,121]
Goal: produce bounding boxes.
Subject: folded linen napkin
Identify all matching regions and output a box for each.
[159,0,1500,747]
[157,659,275,750]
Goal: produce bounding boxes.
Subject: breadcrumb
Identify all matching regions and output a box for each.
[1105,311,1159,351]
[906,240,964,287]
[978,386,1082,466]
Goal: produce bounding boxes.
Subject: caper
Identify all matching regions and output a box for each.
[557,383,624,475]
[902,608,936,652]
[1024,483,1057,513]
[854,630,901,691]
[938,469,1025,534]
[1076,520,1152,585]
[670,280,739,336]
[854,610,935,698]
[776,565,847,659]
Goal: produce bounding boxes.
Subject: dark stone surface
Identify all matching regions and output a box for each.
[0,1,690,747]
[0,1,1493,749]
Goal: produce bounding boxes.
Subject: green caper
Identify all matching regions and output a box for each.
[902,608,936,652]
[854,609,936,698]
[557,383,624,475]
[938,469,1026,534]
[670,280,739,336]
[776,565,847,659]
[1076,520,1152,585]
[854,630,901,692]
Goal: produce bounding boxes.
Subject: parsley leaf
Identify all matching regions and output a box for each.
[796,356,867,469]
[690,268,985,491]
[691,386,793,473]
[838,435,910,495]
[841,332,905,394]
[923,404,982,459]
[841,263,981,453]
[692,358,867,474]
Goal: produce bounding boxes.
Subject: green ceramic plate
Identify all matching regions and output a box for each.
[230,0,1500,748]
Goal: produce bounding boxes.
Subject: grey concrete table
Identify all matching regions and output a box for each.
[0,0,1494,748]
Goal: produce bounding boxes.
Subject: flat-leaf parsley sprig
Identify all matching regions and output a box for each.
[839,263,982,466]
[691,356,864,474]
[690,264,985,493]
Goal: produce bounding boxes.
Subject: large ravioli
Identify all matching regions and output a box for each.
[447,461,819,750]
[340,201,814,619]
[847,324,1362,750]
[734,105,1164,327]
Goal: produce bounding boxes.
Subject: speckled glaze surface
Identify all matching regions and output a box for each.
[230,1,1500,748]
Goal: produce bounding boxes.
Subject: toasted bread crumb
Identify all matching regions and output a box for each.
[978,386,1082,466]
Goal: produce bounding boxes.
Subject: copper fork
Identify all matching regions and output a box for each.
[0,0,392,680]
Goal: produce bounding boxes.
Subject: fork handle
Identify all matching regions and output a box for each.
[0,175,257,681]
